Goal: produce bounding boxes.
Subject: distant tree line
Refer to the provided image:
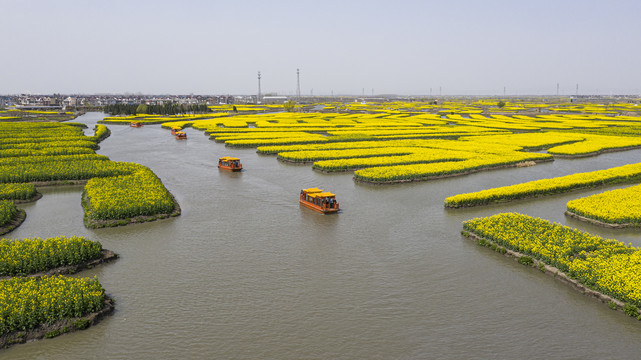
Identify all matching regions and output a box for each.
[104,103,210,115]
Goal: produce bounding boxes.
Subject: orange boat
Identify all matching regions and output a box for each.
[218,157,242,171]
[170,126,181,135]
[130,121,143,127]
[175,131,187,139]
[299,188,339,214]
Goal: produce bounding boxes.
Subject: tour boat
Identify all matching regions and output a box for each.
[170,126,181,135]
[175,131,187,139]
[299,188,339,214]
[218,156,242,171]
[130,121,143,127]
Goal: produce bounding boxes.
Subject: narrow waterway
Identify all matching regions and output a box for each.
[6,112,641,359]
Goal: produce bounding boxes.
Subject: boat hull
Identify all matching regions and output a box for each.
[299,199,339,214]
[218,165,242,172]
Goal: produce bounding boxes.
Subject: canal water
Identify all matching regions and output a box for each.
[5,112,641,359]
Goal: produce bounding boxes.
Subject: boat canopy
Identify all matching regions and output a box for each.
[308,191,335,198]
[302,188,322,194]
[219,156,240,161]
[317,192,335,197]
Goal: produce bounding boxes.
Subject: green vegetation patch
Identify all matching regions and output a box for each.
[0,236,102,276]
[463,213,641,307]
[445,162,641,208]
[0,275,105,335]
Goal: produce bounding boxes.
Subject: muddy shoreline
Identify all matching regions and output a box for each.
[13,192,43,204]
[30,180,89,187]
[0,210,26,236]
[0,249,118,280]
[0,296,115,349]
[565,210,639,229]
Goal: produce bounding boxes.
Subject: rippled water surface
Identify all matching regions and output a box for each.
[6,113,641,359]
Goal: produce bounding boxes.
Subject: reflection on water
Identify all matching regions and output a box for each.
[6,113,641,359]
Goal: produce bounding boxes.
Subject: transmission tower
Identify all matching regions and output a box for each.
[296,68,301,100]
[257,71,262,104]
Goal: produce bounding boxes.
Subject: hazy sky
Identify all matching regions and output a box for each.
[2,0,640,95]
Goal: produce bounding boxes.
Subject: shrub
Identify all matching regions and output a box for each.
[623,303,639,318]
[72,318,91,330]
[518,256,534,266]
[45,330,61,338]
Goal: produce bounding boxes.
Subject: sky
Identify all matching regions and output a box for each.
[1,0,640,96]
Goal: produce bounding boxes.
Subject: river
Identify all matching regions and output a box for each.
[5,112,641,359]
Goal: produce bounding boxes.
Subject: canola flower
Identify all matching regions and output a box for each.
[278,147,418,162]
[312,149,474,172]
[0,159,133,183]
[445,162,641,208]
[0,183,36,200]
[0,139,97,151]
[463,213,641,306]
[83,166,175,220]
[567,184,641,226]
[90,124,110,142]
[0,275,105,334]
[0,147,96,158]
[0,201,18,228]
[0,154,108,167]
[186,110,641,183]
[547,134,641,156]
[354,152,551,182]
[0,236,102,276]
[98,105,641,185]
[0,121,177,225]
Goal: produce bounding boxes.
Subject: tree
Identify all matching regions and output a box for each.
[283,100,296,112]
[135,104,148,114]
[497,101,506,109]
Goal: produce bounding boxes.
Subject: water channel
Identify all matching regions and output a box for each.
[5,112,641,359]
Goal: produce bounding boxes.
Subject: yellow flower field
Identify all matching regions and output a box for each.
[0,275,105,335]
[150,105,641,183]
[463,213,641,306]
[445,162,641,208]
[567,184,641,226]
[0,121,178,225]
[0,236,102,276]
[0,200,18,227]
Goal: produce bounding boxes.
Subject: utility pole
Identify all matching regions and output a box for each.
[257,71,261,104]
[557,83,560,96]
[576,83,579,96]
